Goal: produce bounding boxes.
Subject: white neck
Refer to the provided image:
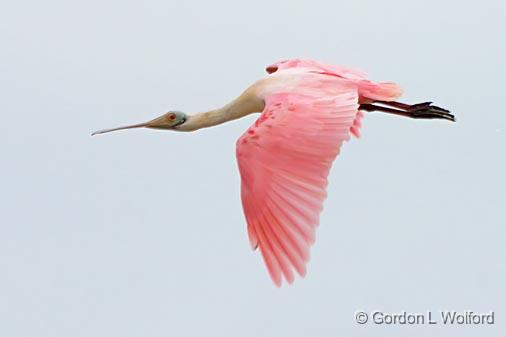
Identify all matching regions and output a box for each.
[177,91,264,132]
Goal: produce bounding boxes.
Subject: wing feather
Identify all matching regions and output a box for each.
[236,86,360,286]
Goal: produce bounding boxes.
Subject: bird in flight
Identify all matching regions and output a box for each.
[93,59,454,286]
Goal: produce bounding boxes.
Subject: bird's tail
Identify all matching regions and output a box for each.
[350,82,403,138]
[359,81,403,102]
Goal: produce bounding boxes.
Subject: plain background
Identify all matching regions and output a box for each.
[1,1,505,336]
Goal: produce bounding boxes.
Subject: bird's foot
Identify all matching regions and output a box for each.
[408,102,455,122]
[361,100,455,122]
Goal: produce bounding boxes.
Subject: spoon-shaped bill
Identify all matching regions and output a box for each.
[91,122,150,136]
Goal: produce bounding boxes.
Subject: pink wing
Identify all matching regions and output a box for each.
[236,87,360,286]
[266,59,368,81]
[265,59,403,104]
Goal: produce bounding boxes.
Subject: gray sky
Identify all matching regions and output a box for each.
[1,1,505,336]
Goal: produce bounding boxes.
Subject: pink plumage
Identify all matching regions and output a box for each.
[237,60,403,286]
[94,59,454,286]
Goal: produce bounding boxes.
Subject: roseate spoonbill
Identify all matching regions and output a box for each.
[93,59,454,286]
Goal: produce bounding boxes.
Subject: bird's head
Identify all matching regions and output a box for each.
[92,111,188,136]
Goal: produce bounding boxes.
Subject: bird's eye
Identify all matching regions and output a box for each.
[168,114,176,121]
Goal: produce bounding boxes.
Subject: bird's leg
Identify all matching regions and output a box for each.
[360,101,455,122]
